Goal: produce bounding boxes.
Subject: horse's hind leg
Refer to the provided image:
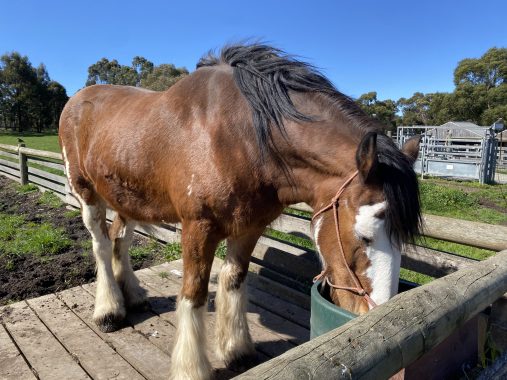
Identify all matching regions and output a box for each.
[170,220,219,380]
[80,199,126,332]
[109,215,147,309]
[215,230,261,369]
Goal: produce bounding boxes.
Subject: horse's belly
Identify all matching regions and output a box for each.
[95,173,180,224]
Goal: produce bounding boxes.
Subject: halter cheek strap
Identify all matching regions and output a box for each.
[312,170,377,310]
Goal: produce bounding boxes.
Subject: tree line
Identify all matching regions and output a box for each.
[0,53,68,132]
[0,47,505,133]
[356,47,507,131]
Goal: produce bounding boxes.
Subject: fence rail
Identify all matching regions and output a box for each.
[2,143,507,377]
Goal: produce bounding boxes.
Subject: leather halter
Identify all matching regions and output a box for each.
[312,170,377,310]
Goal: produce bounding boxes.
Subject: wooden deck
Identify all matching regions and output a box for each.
[0,258,310,380]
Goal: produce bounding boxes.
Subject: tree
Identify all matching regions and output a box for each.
[395,48,507,127]
[85,57,188,91]
[453,47,507,125]
[397,92,431,125]
[85,58,138,87]
[355,92,399,132]
[0,52,68,132]
[141,64,188,91]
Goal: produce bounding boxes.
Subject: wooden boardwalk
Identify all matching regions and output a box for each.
[0,258,310,380]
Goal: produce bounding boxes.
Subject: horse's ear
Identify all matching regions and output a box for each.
[356,132,378,182]
[402,135,422,163]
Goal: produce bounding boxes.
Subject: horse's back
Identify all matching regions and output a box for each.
[58,70,278,227]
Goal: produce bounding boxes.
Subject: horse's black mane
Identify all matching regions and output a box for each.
[198,44,420,245]
[374,134,421,245]
[197,44,376,154]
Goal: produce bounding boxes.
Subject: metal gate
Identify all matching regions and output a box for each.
[397,126,498,184]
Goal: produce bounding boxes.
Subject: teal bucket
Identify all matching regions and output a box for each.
[310,281,357,339]
[310,279,417,339]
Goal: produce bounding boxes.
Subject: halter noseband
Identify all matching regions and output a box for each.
[312,170,377,310]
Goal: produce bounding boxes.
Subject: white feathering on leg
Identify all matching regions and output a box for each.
[171,298,212,380]
[215,262,254,363]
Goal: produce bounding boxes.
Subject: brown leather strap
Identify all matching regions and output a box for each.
[312,170,377,310]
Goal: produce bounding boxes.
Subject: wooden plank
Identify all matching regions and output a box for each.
[81,280,248,378]
[27,174,66,194]
[237,249,507,380]
[27,157,65,171]
[422,214,507,251]
[149,260,310,343]
[27,294,143,380]
[137,263,301,358]
[257,235,312,257]
[27,166,66,184]
[270,213,311,239]
[167,259,312,331]
[251,239,319,281]
[58,286,172,380]
[135,222,181,243]
[0,323,36,380]
[289,203,313,213]
[19,146,62,160]
[245,263,311,310]
[0,143,18,152]
[0,165,21,178]
[1,302,90,380]
[402,244,476,278]
[0,150,19,161]
[0,157,18,169]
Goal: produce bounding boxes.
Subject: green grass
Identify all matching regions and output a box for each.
[17,183,39,193]
[0,131,61,153]
[215,241,227,259]
[163,242,183,261]
[0,213,71,258]
[400,268,434,285]
[80,239,93,251]
[417,236,495,261]
[129,245,153,265]
[38,191,63,208]
[0,214,25,240]
[158,271,169,279]
[64,209,81,218]
[419,179,507,225]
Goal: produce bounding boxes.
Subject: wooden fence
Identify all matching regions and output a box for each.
[2,143,507,378]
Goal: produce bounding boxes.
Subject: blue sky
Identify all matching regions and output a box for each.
[1,0,505,100]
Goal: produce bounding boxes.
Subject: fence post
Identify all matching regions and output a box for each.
[18,143,28,185]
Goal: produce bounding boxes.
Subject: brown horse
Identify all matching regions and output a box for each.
[59,44,421,379]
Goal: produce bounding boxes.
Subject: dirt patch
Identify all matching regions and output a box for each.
[478,197,507,214]
[0,176,166,305]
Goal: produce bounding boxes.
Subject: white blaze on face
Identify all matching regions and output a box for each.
[354,201,400,309]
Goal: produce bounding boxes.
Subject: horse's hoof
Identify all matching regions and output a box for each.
[95,313,124,332]
[226,352,260,372]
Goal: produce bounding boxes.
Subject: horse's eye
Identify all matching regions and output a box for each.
[361,237,371,245]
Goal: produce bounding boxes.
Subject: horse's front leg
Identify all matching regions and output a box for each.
[215,230,262,369]
[170,220,219,380]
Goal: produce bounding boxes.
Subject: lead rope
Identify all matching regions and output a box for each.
[312,170,377,309]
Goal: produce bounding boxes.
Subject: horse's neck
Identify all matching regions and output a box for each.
[274,120,360,209]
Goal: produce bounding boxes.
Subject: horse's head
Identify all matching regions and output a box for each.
[312,132,421,314]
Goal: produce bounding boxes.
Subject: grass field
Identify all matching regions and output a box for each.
[0,131,61,153]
